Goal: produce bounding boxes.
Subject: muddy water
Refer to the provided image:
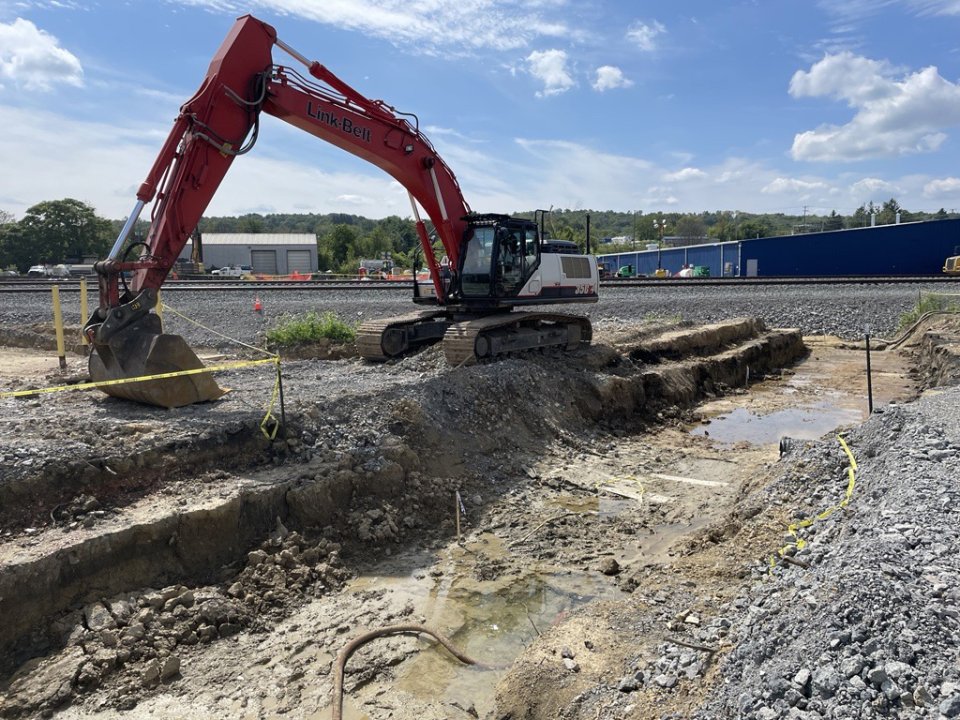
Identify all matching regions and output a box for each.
[690,403,863,445]
[343,502,713,717]
[690,339,916,447]
[347,533,619,718]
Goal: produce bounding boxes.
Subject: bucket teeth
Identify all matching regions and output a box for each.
[89,314,225,409]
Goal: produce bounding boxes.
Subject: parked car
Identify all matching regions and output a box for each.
[0,269,18,277]
[26,264,71,277]
[212,264,253,277]
[48,264,71,277]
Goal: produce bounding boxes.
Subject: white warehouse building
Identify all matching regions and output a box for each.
[178,233,318,275]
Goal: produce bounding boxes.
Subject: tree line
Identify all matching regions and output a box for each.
[1,197,956,273]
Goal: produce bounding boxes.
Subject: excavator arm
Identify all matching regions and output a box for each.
[86,14,472,407]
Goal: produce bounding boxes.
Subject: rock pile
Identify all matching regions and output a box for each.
[695,388,960,719]
[0,529,349,717]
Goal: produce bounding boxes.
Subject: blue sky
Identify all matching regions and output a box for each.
[3,1,960,222]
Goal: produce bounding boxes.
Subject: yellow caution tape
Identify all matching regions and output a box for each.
[0,357,279,399]
[259,365,282,441]
[769,435,858,569]
[1,300,285,439]
[155,300,283,439]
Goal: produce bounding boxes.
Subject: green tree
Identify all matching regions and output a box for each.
[0,223,34,272]
[17,199,111,263]
[823,210,844,231]
[852,202,877,227]
[238,214,264,233]
[356,225,393,260]
[737,219,771,239]
[877,198,902,225]
[0,211,16,269]
[377,215,419,254]
[319,224,359,269]
[675,215,706,243]
[708,214,733,242]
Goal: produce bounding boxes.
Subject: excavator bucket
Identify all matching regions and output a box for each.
[89,314,226,408]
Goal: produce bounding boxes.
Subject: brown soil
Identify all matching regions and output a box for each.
[0,319,928,719]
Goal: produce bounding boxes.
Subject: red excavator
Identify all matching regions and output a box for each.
[85,15,598,408]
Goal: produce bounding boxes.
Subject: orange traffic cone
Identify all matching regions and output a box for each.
[254,296,263,314]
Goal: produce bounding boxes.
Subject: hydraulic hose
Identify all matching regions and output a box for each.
[331,623,488,720]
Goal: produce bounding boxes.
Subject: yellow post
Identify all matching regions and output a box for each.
[79,277,89,354]
[156,289,163,330]
[52,285,67,369]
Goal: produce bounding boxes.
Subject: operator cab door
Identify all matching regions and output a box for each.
[459,223,540,299]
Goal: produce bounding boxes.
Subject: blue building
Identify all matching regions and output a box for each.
[598,219,960,277]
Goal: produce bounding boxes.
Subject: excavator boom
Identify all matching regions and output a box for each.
[86,15,471,407]
[86,14,597,408]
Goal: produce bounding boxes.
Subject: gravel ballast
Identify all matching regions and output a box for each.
[2,282,955,350]
[696,387,960,719]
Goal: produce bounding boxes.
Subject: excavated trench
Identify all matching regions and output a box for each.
[0,315,929,718]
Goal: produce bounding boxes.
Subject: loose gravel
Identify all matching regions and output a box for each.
[694,387,960,719]
[2,282,954,351]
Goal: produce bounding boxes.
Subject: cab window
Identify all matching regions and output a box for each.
[461,226,495,296]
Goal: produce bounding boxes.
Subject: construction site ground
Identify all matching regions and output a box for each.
[1,310,959,719]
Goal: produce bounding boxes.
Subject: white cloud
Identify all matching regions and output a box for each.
[172,0,576,54]
[664,167,707,182]
[824,0,960,18]
[7,101,960,224]
[789,51,960,161]
[641,186,679,206]
[923,177,960,197]
[789,52,893,105]
[851,177,896,195]
[762,177,828,194]
[592,65,633,92]
[0,18,83,91]
[908,0,960,14]
[0,107,410,219]
[526,49,574,97]
[626,20,666,52]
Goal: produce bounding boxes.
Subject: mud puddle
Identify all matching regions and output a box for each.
[690,403,863,445]
[690,337,915,447]
[362,539,613,718]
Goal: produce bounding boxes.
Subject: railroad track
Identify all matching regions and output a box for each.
[1,275,957,293]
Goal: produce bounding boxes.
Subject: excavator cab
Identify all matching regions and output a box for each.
[458,216,539,301]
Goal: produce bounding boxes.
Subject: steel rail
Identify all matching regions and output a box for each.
[0,274,958,292]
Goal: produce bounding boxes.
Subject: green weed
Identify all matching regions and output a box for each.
[898,293,960,330]
[265,311,356,346]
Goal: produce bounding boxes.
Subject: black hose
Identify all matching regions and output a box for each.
[331,624,489,720]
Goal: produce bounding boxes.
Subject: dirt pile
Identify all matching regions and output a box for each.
[909,316,960,389]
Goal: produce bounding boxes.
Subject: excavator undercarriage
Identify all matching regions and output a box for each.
[357,311,592,365]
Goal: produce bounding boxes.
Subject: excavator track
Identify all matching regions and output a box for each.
[356,310,450,361]
[442,312,592,366]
